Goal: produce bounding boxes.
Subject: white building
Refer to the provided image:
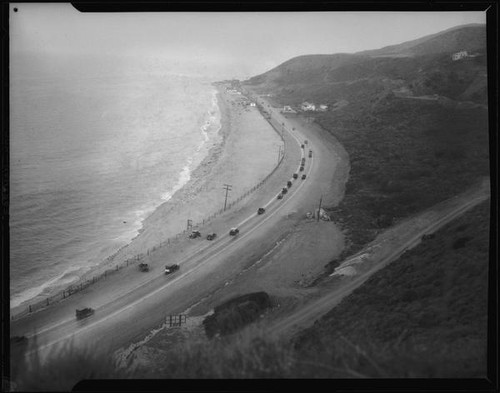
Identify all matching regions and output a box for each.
[318,104,328,112]
[452,51,468,61]
[301,102,316,111]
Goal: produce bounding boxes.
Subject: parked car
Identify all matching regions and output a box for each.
[138,263,149,272]
[287,180,293,187]
[229,228,240,236]
[257,208,266,215]
[293,173,298,179]
[189,230,201,239]
[207,233,217,240]
[76,308,94,320]
[165,264,180,275]
[302,174,306,180]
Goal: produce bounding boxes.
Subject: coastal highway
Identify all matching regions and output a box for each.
[11,88,342,361]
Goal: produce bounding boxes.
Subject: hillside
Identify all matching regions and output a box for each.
[244,23,489,260]
[293,200,490,378]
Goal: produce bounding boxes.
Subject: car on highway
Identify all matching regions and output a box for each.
[301,144,305,148]
[165,264,180,275]
[287,180,293,187]
[293,173,298,179]
[257,207,266,215]
[299,166,304,171]
[282,187,288,194]
[309,150,313,158]
[302,174,306,180]
[277,193,283,199]
[304,140,308,144]
[229,228,240,236]
[301,158,306,164]
[189,230,201,239]
[207,233,217,240]
[138,263,150,272]
[76,308,95,320]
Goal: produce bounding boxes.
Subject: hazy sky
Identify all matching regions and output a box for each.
[10,4,486,79]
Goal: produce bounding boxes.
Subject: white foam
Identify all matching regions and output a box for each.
[10,266,83,308]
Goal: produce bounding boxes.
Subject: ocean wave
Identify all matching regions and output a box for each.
[10,266,83,308]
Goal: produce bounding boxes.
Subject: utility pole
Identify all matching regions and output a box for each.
[222,184,232,211]
[317,195,323,222]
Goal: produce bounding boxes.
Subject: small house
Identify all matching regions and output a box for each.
[318,104,328,112]
[301,102,316,111]
[452,51,468,61]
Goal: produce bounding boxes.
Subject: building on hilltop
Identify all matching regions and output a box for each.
[451,51,468,61]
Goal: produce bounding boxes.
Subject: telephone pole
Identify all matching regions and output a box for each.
[317,195,323,222]
[223,184,232,211]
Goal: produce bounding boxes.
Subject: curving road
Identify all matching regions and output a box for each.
[11,87,343,361]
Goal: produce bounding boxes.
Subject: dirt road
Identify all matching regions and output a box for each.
[265,177,490,339]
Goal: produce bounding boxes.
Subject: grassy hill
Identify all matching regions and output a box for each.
[244,23,489,258]
[293,200,490,378]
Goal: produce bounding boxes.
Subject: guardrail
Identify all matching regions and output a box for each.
[11,98,288,321]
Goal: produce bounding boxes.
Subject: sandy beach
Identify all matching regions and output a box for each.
[11,86,283,315]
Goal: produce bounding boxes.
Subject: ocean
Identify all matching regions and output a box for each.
[10,67,221,309]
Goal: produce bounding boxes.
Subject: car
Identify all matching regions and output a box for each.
[282,187,288,194]
[277,193,283,199]
[299,166,304,171]
[165,264,180,274]
[301,158,306,164]
[309,150,313,158]
[422,234,435,241]
[302,174,306,180]
[76,308,95,320]
[229,228,240,236]
[207,233,217,240]
[138,263,149,272]
[287,180,292,187]
[189,230,201,239]
[304,140,308,144]
[301,144,305,148]
[293,173,298,179]
[257,207,266,215]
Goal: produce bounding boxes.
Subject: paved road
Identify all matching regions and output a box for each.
[266,179,490,339]
[11,87,342,362]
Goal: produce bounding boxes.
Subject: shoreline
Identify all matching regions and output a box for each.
[11,84,283,315]
[10,86,228,312]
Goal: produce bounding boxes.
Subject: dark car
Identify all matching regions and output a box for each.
[138,263,149,272]
[207,233,217,240]
[229,228,240,236]
[282,187,288,194]
[301,144,305,148]
[189,230,201,239]
[76,308,95,320]
[302,174,306,180]
[277,193,283,200]
[301,158,306,164]
[299,166,304,171]
[287,180,293,187]
[293,173,298,179]
[309,150,313,158]
[165,264,180,274]
[257,207,266,215]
